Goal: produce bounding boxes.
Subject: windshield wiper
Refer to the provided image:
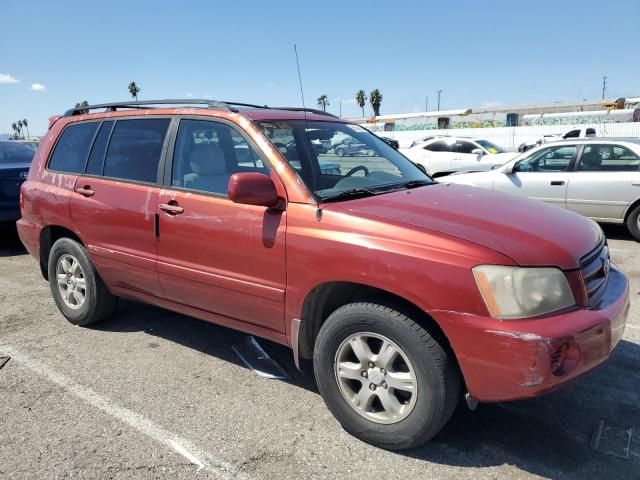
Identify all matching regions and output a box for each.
[319,188,380,203]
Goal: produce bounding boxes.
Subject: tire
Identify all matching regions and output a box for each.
[313,302,461,450]
[48,237,116,326]
[626,204,640,241]
[336,147,345,157]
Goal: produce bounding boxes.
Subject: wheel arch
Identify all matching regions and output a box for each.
[623,197,640,224]
[296,281,456,366]
[39,225,84,280]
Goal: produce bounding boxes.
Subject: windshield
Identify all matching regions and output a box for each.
[475,139,505,154]
[257,120,431,201]
[0,142,36,164]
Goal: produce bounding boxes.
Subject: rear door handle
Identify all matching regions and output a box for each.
[76,186,95,197]
[159,203,184,215]
[550,181,565,186]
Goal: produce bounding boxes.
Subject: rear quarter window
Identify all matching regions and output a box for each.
[48,122,99,173]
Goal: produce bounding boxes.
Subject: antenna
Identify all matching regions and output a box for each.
[294,45,307,115]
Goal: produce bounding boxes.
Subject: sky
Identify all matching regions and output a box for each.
[1,0,639,135]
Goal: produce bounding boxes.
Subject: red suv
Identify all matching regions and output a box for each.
[18,100,630,450]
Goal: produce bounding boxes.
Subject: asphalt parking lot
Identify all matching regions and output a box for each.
[1,222,639,480]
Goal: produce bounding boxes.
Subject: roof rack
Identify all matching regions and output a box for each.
[64,99,339,118]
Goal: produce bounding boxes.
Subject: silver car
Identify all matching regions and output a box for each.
[446,138,640,241]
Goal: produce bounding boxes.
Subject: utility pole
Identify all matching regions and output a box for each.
[425,96,429,112]
[339,100,342,118]
[602,75,607,100]
[436,90,443,111]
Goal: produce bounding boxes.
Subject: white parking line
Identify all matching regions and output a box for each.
[3,345,249,480]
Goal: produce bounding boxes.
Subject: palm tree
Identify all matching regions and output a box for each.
[75,100,89,108]
[22,119,30,140]
[369,89,383,117]
[317,94,329,112]
[128,81,140,102]
[11,122,18,139]
[17,120,24,139]
[356,90,367,117]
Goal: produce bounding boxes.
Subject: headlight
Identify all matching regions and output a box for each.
[473,266,575,319]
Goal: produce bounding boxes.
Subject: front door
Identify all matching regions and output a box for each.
[566,143,640,221]
[70,117,170,297]
[492,144,577,209]
[156,118,287,333]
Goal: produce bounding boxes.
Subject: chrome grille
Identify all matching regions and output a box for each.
[580,243,610,306]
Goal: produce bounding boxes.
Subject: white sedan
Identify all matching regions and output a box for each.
[445,138,640,240]
[400,136,519,177]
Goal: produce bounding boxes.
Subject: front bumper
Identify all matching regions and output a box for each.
[434,266,630,402]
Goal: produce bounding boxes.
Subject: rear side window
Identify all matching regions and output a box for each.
[48,122,99,173]
[85,121,114,175]
[103,119,170,183]
[425,140,452,152]
[578,145,640,172]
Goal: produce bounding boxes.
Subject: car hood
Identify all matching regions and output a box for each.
[327,184,601,269]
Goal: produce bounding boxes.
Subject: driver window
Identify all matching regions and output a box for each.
[455,141,476,154]
[514,145,576,172]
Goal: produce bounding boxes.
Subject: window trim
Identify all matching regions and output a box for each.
[82,120,114,176]
[45,120,101,174]
[161,115,276,200]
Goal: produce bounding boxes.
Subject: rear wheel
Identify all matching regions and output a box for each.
[336,147,345,157]
[626,204,640,241]
[313,302,461,450]
[48,238,116,326]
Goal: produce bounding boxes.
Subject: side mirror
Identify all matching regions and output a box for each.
[471,148,484,156]
[228,173,282,209]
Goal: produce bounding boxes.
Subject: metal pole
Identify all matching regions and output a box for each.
[602,76,607,100]
[425,96,429,112]
[339,100,342,118]
[436,90,443,111]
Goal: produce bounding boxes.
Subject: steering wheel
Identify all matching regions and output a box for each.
[345,165,370,177]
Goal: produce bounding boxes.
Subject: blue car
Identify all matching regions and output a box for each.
[0,141,36,222]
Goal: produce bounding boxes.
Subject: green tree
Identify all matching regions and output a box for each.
[128,81,140,102]
[369,89,382,116]
[355,90,367,117]
[317,94,329,112]
[75,100,89,108]
[22,119,30,140]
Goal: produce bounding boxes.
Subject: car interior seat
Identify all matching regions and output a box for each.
[183,143,230,194]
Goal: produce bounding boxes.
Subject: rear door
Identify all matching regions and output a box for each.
[492,144,577,209]
[70,117,171,297]
[155,117,287,333]
[566,143,640,221]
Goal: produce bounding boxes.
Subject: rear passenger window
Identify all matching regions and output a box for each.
[425,140,451,152]
[171,119,267,196]
[85,121,114,175]
[578,145,640,172]
[48,122,98,173]
[103,119,170,183]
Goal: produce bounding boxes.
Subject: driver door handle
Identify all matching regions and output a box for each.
[550,181,565,186]
[76,186,95,197]
[159,202,184,215]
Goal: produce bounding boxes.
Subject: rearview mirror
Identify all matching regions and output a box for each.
[471,148,484,156]
[228,173,282,209]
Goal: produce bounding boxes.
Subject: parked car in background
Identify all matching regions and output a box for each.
[518,127,596,152]
[0,141,36,222]
[18,99,629,450]
[379,136,400,149]
[332,136,374,157]
[447,138,640,240]
[400,136,519,176]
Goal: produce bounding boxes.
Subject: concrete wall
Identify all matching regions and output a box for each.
[378,122,640,151]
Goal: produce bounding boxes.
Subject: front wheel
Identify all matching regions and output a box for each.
[626,204,640,241]
[336,147,345,157]
[48,238,116,326]
[313,302,461,450]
